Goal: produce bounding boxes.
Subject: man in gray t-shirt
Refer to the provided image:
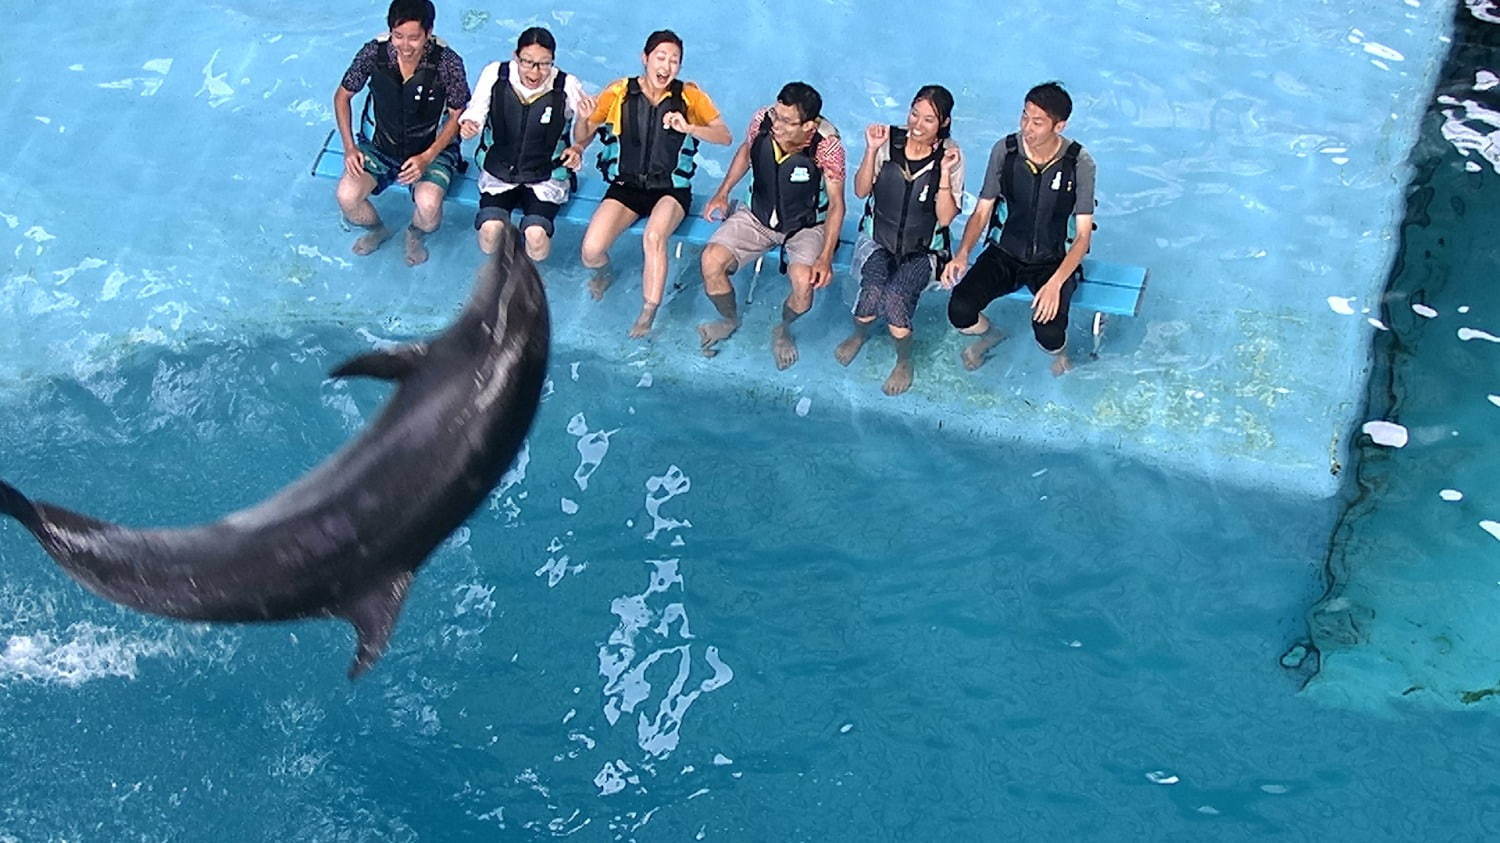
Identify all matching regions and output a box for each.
[940,82,1096,376]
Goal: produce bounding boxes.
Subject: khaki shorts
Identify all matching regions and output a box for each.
[707,207,827,272]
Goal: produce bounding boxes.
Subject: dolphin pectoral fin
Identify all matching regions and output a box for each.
[341,570,415,680]
[328,343,428,382]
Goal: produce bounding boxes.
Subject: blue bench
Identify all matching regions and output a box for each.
[311,131,1148,355]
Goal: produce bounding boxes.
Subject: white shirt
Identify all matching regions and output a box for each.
[461,61,591,203]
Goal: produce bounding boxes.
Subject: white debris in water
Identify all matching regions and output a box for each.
[1260,784,1289,795]
[1478,70,1499,91]
[637,372,653,388]
[1468,161,1484,172]
[1197,806,1221,816]
[1361,42,1404,62]
[1031,469,1048,478]
[23,226,55,243]
[1481,521,1500,543]
[1412,304,1438,318]
[1367,317,1389,331]
[1459,327,1500,343]
[0,211,16,228]
[712,753,733,766]
[795,397,811,416]
[1488,395,1500,408]
[594,760,637,796]
[1145,771,1179,785]
[561,498,579,515]
[839,723,854,733]
[566,413,619,491]
[1331,156,1351,165]
[143,58,173,74]
[33,115,50,124]
[1326,296,1356,315]
[1459,306,1472,314]
[1362,420,1409,447]
[68,63,84,71]
[570,361,580,380]
[1440,489,1464,502]
[644,466,692,540]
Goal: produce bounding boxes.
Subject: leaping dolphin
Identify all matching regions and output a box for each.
[0,222,549,679]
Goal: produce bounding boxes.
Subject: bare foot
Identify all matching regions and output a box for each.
[1050,351,1073,377]
[697,318,738,357]
[772,324,799,370]
[834,331,868,366]
[352,225,392,256]
[587,266,614,301]
[404,228,429,267]
[883,359,914,395]
[629,303,659,338]
[961,329,1005,371]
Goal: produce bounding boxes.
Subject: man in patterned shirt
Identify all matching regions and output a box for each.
[332,0,470,266]
[698,82,847,369]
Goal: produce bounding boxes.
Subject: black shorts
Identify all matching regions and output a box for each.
[947,245,1079,352]
[604,182,693,219]
[476,188,561,236]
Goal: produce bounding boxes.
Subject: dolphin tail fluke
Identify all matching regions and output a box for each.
[329,343,428,382]
[342,570,415,680]
[0,479,41,532]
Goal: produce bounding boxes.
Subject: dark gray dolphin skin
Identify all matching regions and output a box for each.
[0,222,549,679]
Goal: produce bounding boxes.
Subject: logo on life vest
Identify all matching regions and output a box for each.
[540,106,553,124]
[1051,171,1062,191]
[789,166,811,183]
[918,185,930,202]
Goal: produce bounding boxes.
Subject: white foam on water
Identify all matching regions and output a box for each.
[566,413,619,491]
[1146,770,1179,785]
[795,396,812,416]
[1459,306,1472,314]
[0,622,176,686]
[1479,70,1500,91]
[570,361,580,380]
[1361,42,1404,62]
[1367,317,1389,331]
[1440,489,1464,502]
[1327,296,1356,315]
[1487,395,1500,407]
[1412,303,1438,318]
[637,372,653,388]
[1459,327,1500,343]
[712,753,733,765]
[23,226,55,243]
[644,466,692,540]
[1468,0,1500,24]
[561,497,579,514]
[1481,521,1500,542]
[143,58,173,74]
[197,49,235,107]
[1261,784,1290,794]
[1362,420,1409,447]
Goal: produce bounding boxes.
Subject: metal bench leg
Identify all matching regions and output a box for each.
[747,256,765,304]
[1091,312,1107,359]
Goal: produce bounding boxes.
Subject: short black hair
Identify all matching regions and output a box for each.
[777,81,822,124]
[912,84,954,139]
[387,0,435,32]
[643,30,684,57]
[516,26,556,55]
[1025,81,1072,123]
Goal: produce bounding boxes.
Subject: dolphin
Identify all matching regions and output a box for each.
[0,222,549,679]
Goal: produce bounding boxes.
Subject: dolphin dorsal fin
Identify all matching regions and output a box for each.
[342,570,415,679]
[328,343,428,382]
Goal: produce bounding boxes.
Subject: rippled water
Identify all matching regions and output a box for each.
[2,0,1496,839]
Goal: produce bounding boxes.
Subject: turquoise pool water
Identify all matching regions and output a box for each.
[2,0,1498,839]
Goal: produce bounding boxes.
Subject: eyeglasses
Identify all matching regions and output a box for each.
[769,110,808,127]
[515,57,555,72]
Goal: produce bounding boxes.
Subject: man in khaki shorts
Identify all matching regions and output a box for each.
[697,82,847,369]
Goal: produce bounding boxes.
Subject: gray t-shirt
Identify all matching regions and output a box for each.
[979,135,1096,215]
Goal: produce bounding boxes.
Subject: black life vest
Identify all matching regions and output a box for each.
[861,127,948,258]
[987,133,1083,264]
[748,112,829,235]
[362,37,456,161]
[596,78,698,190]
[481,63,571,185]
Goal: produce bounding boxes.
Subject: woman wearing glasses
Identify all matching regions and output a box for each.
[459,27,593,261]
[571,30,733,337]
